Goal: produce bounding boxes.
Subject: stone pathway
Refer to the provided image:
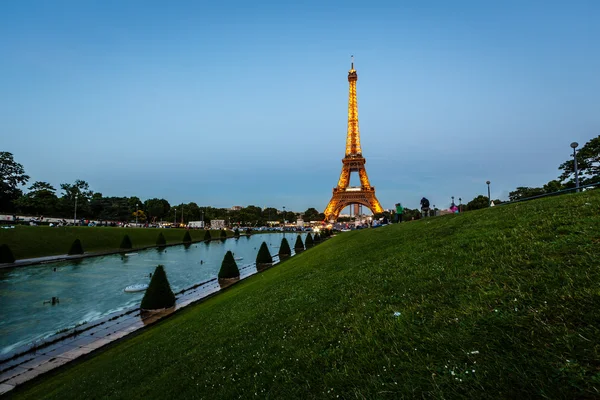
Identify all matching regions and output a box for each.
[0,260,270,395]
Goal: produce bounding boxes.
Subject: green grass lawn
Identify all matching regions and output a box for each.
[12,190,600,399]
[0,227,231,260]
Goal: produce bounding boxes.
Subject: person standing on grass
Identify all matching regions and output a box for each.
[395,203,404,223]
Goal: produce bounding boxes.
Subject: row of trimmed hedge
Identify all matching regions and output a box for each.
[140,232,330,310]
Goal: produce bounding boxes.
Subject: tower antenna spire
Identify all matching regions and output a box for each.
[351,55,354,69]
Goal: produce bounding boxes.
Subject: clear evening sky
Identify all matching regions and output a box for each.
[2,0,598,212]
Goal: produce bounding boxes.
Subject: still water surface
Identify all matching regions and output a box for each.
[0,233,304,355]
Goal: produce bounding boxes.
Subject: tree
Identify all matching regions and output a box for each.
[559,135,600,186]
[144,198,171,222]
[256,242,273,265]
[120,234,133,249]
[508,187,545,202]
[218,250,239,279]
[141,265,176,310]
[305,233,314,248]
[303,208,320,221]
[15,181,58,216]
[279,237,291,258]
[465,195,491,211]
[0,152,29,212]
[294,235,304,252]
[182,231,192,243]
[156,232,167,247]
[68,239,84,255]
[59,179,94,217]
[0,244,15,263]
[132,210,147,223]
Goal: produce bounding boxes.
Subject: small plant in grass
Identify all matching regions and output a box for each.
[218,250,239,280]
[156,232,167,247]
[294,235,304,253]
[0,244,15,263]
[182,231,192,243]
[120,234,132,249]
[256,242,273,270]
[305,233,314,248]
[220,230,227,239]
[140,265,175,310]
[279,237,291,259]
[67,239,84,255]
[203,230,211,241]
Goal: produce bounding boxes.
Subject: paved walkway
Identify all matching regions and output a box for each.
[0,259,272,395]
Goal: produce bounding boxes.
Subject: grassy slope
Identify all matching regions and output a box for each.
[12,191,600,399]
[0,227,231,260]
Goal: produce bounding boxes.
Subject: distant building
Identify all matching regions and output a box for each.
[230,206,242,211]
[210,220,225,229]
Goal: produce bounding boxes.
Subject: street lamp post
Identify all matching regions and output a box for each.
[459,198,462,213]
[451,196,454,206]
[571,142,580,192]
[73,194,78,225]
[486,181,491,207]
[282,206,286,231]
[135,203,138,227]
[174,208,177,227]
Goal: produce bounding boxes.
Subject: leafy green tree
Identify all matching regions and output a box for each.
[218,251,239,279]
[182,231,192,243]
[59,179,94,217]
[303,208,320,221]
[141,265,176,310]
[0,152,29,212]
[559,135,600,186]
[256,242,273,265]
[294,235,304,252]
[508,187,545,202]
[465,195,490,211]
[144,198,171,222]
[68,239,84,255]
[15,181,58,216]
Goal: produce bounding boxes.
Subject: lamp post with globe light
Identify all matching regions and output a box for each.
[486,181,491,207]
[135,203,138,227]
[73,194,78,225]
[571,142,580,192]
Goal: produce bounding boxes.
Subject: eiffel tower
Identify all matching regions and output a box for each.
[323,57,383,221]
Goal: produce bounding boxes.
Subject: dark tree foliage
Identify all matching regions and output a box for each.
[256,242,273,264]
[141,265,176,310]
[294,235,304,252]
[305,233,314,248]
[182,231,192,243]
[68,238,84,255]
[279,237,291,257]
[203,230,211,241]
[120,234,133,249]
[0,152,29,212]
[218,250,239,279]
[156,232,166,247]
[559,135,600,185]
[0,244,15,263]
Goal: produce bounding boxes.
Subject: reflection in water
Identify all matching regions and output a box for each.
[0,233,306,355]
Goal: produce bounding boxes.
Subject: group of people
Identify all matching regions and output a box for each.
[393,197,431,223]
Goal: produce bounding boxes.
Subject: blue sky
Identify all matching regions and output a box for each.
[2,0,599,212]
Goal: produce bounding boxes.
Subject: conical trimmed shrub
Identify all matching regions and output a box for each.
[313,233,321,243]
[141,265,175,310]
[294,235,304,252]
[245,228,252,235]
[218,250,239,279]
[156,232,166,246]
[0,244,15,263]
[68,238,84,255]
[203,230,211,241]
[120,234,132,249]
[278,237,291,258]
[234,228,240,237]
[182,231,192,243]
[220,230,227,239]
[256,242,272,265]
[305,233,314,248]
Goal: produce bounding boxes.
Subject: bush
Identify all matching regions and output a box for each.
[234,228,240,237]
[245,228,252,235]
[156,232,166,247]
[203,230,211,241]
[140,265,176,310]
[294,235,304,252]
[218,250,239,279]
[68,238,84,255]
[0,244,15,263]
[256,242,273,264]
[220,230,227,239]
[313,233,321,243]
[279,237,291,258]
[305,233,314,248]
[182,231,192,243]
[120,234,133,249]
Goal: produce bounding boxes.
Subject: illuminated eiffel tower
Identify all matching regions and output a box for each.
[323,57,383,221]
